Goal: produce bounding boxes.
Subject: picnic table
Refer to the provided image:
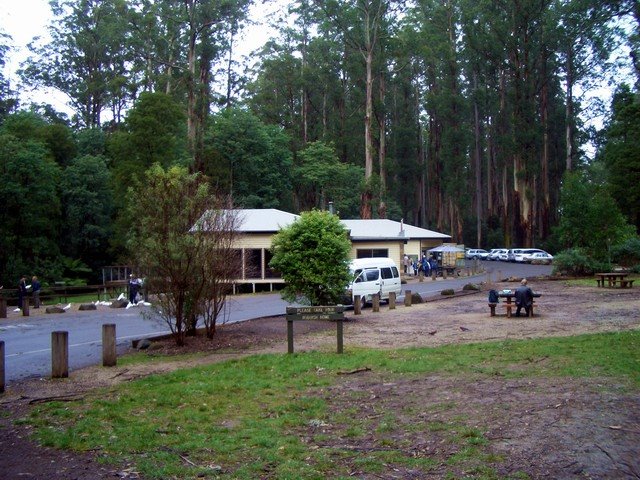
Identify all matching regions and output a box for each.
[595,272,633,288]
[494,290,541,318]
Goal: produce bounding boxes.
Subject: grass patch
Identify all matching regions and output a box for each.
[24,330,640,478]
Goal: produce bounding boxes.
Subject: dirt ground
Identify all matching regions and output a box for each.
[1,278,639,479]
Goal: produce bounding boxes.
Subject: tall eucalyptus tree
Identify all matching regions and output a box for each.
[20,0,133,127]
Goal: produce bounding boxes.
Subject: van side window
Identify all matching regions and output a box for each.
[365,269,380,281]
[381,267,392,279]
[354,269,363,283]
[391,266,399,278]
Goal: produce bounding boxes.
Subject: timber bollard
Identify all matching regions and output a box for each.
[431,270,436,281]
[404,290,412,307]
[419,272,424,282]
[372,294,380,312]
[0,297,6,318]
[389,291,396,310]
[0,341,5,394]
[102,323,117,367]
[22,299,29,317]
[354,296,362,315]
[443,269,448,279]
[51,331,69,378]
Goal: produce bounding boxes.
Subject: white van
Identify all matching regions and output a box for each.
[346,257,402,307]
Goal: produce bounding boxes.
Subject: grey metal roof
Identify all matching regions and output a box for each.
[234,208,300,232]
[234,209,450,240]
[341,219,450,240]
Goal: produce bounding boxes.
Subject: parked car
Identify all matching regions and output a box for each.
[506,248,525,262]
[514,248,545,263]
[465,248,489,260]
[528,252,554,264]
[489,248,508,261]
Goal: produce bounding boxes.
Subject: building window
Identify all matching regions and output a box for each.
[264,249,280,278]
[245,249,262,279]
[356,249,388,258]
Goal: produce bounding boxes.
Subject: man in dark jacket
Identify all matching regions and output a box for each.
[515,278,534,317]
[17,276,27,310]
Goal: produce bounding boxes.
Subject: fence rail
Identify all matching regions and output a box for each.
[0,282,130,307]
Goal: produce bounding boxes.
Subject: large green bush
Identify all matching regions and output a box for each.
[269,210,352,305]
[552,249,606,276]
[611,237,640,267]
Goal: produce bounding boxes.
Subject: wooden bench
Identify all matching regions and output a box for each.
[502,302,535,318]
[596,279,603,288]
[621,279,635,288]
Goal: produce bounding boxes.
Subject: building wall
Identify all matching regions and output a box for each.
[232,234,445,281]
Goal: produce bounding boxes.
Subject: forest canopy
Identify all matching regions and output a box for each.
[0,0,639,286]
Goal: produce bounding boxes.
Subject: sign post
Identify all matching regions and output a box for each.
[286,306,346,354]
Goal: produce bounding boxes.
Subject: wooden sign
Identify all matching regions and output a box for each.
[286,306,346,354]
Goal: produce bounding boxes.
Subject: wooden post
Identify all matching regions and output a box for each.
[404,290,412,307]
[388,292,396,310]
[287,320,294,353]
[0,341,5,394]
[22,298,29,316]
[431,270,436,281]
[372,294,380,312]
[102,324,117,367]
[0,297,6,318]
[336,319,344,354]
[353,296,362,315]
[443,269,448,279]
[419,272,424,282]
[51,331,69,378]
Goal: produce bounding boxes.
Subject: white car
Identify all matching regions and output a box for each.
[528,252,554,264]
[465,248,489,260]
[488,248,508,261]
[514,248,545,263]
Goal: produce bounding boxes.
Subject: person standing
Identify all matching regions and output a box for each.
[403,254,409,274]
[128,274,141,305]
[17,276,28,310]
[31,275,41,308]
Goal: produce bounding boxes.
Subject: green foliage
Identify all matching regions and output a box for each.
[269,210,352,305]
[555,169,635,257]
[0,114,63,285]
[602,85,640,231]
[295,141,363,216]
[206,108,293,209]
[552,249,602,276]
[60,155,114,280]
[610,236,640,267]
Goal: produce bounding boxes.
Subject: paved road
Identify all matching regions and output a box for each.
[0,260,551,385]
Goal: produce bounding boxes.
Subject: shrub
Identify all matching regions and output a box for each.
[411,292,424,303]
[462,283,480,291]
[552,249,601,276]
[441,289,455,296]
[611,237,640,267]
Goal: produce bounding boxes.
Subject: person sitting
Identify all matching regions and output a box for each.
[515,278,534,317]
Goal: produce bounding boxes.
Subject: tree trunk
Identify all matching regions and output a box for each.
[473,71,482,247]
[565,45,574,172]
[377,72,387,219]
[361,46,375,219]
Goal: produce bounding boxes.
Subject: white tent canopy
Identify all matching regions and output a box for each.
[427,245,464,253]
